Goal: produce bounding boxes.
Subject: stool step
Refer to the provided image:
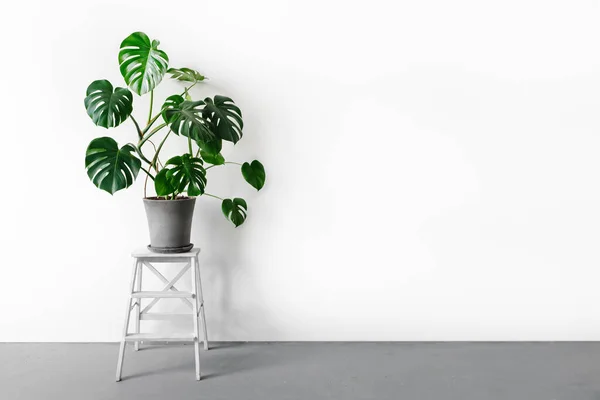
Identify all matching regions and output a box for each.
[140,313,191,321]
[132,291,195,299]
[125,333,196,342]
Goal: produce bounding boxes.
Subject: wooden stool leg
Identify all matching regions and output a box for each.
[134,264,142,351]
[116,259,139,382]
[195,256,209,350]
[191,256,201,381]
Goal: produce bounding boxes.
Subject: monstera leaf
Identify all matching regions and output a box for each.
[241,160,266,190]
[221,198,247,227]
[154,169,176,196]
[202,96,243,143]
[197,136,224,164]
[119,32,169,95]
[84,80,133,128]
[200,151,225,165]
[167,67,206,83]
[85,137,141,195]
[155,154,206,196]
[162,95,215,143]
[197,137,222,156]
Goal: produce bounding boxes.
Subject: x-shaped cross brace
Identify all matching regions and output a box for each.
[139,261,194,314]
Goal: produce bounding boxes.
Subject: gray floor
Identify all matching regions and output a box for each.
[1,342,600,400]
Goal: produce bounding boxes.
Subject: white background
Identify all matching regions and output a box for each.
[1,0,600,341]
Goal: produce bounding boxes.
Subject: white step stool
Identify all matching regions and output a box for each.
[116,248,208,381]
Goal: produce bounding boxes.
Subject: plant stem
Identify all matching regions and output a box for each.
[182,82,197,98]
[143,130,172,198]
[188,134,193,155]
[154,130,172,167]
[142,114,162,135]
[146,140,163,168]
[205,161,242,171]
[132,144,152,165]
[130,116,143,139]
[140,166,155,180]
[204,193,223,201]
[147,90,154,125]
[139,123,167,148]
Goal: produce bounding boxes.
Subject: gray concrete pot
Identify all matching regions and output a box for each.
[143,197,196,253]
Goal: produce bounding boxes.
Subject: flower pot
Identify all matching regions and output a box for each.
[143,197,196,253]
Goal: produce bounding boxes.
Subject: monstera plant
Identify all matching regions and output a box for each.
[84,32,265,252]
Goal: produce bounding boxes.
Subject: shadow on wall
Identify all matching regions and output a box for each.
[190,202,278,341]
[143,181,277,342]
[150,79,278,341]
[139,197,278,342]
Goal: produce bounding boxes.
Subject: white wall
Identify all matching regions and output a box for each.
[1,0,600,341]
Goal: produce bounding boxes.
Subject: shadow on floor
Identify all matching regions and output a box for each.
[123,342,295,381]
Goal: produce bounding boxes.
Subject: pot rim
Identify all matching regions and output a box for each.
[143,196,197,202]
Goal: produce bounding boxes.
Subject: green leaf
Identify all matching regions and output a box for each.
[119,32,169,95]
[161,154,207,196]
[162,95,215,143]
[85,137,141,195]
[196,137,222,156]
[241,160,266,191]
[221,198,247,227]
[200,151,225,165]
[154,169,176,196]
[202,96,243,144]
[84,80,133,128]
[167,67,206,83]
